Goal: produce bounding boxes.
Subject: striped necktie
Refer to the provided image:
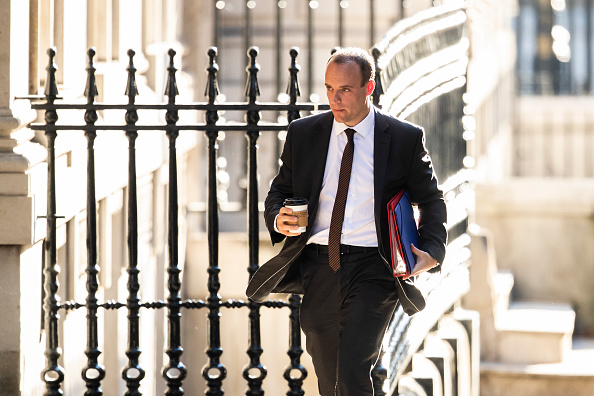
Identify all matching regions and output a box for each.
[328,128,356,272]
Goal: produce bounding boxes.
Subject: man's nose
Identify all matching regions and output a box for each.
[333,92,341,103]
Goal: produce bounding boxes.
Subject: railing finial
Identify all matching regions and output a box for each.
[205,47,220,105]
[165,48,179,103]
[44,47,59,99]
[371,46,384,107]
[245,46,260,103]
[125,49,139,101]
[287,47,301,104]
[84,48,99,104]
[286,47,301,123]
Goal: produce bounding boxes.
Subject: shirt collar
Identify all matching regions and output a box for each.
[333,106,375,138]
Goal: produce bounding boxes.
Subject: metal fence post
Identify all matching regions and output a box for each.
[202,46,228,396]
[244,46,267,396]
[162,48,187,395]
[122,48,146,395]
[40,46,65,396]
[82,47,106,396]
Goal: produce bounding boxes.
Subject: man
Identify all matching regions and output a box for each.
[246,47,447,395]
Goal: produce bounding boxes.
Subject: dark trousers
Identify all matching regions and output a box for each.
[299,244,399,396]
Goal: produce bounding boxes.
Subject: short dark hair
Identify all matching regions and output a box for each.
[327,47,375,87]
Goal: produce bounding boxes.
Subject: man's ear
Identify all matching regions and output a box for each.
[366,80,375,96]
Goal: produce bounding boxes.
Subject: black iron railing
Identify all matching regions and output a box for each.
[31,3,477,395]
[33,45,328,396]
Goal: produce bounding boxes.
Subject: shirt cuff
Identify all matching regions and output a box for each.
[273,214,280,233]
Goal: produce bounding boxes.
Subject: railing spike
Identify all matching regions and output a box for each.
[245,46,260,103]
[165,48,179,102]
[44,47,59,98]
[205,47,220,105]
[287,47,301,123]
[371,46,384,107]
[331,46,341,55]
[287,47,301,103]
[125,49,139,100]
[84,48,98,102]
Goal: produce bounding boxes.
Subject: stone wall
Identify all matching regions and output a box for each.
[515,96,594,178]
[475,178,594,335]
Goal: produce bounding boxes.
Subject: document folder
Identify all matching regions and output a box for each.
[387,190,419,277]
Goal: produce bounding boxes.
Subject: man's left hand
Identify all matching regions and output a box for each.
[403,244,437,279]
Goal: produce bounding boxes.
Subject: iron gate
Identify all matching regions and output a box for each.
[33,45,332,396]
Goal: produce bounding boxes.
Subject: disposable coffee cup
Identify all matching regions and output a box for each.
[284,197,308,233]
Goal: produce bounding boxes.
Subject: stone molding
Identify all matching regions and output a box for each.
[0,102,44,245]
[476,178,594,217]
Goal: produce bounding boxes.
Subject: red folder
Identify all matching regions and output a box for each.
[387,190,419,277]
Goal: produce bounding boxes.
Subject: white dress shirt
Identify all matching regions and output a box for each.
[307,107,378,247]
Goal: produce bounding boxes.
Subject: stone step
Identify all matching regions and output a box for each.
[496,302,575,364]
[480,338,594,396]
[492,271,514,319]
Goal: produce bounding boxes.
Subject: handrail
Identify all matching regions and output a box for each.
[371,3,476,394]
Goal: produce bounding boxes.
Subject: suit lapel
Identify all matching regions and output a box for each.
[374,110,391,220]
[307,112,333,224]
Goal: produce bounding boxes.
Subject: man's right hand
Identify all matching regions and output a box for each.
[276,207,302,236]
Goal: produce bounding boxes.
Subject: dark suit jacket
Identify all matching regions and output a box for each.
[246,109,447,314]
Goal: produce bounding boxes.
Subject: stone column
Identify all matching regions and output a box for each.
[0,0,46,393]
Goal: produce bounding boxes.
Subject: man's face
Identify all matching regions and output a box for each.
[324,60,375,127]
